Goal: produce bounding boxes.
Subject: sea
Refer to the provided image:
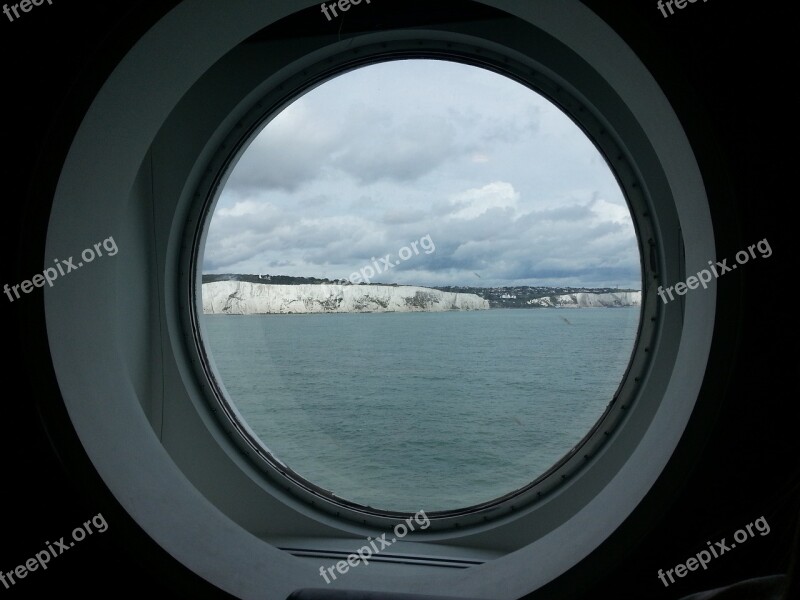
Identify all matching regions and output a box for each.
[202,308,639,513]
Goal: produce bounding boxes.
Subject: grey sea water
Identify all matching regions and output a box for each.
[203,307,639,512]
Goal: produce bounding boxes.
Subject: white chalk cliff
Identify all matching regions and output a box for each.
[203,282,490,314]
[527,291,641,308]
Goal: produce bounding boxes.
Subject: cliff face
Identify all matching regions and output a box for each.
[202,282,490,314]
[527,291,641,308]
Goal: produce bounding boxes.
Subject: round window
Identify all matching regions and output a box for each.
[198,58,642,515]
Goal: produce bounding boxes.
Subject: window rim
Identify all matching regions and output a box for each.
[186,41,657,530]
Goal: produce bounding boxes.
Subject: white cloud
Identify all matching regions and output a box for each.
[449,182,520,220]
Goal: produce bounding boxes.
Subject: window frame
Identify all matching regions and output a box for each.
[41,2,718,597]
[188,44,656,530]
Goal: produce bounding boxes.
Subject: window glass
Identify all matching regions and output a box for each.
[200,59,641,513]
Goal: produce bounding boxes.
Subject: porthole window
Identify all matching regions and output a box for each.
[197,58,643,516]
[43,1,717,596]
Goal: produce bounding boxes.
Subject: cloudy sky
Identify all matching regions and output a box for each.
[202,59,641,289]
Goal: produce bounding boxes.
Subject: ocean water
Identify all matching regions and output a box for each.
[202,308,639,512]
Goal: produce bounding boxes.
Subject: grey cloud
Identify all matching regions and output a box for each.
[331,114,458,183]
